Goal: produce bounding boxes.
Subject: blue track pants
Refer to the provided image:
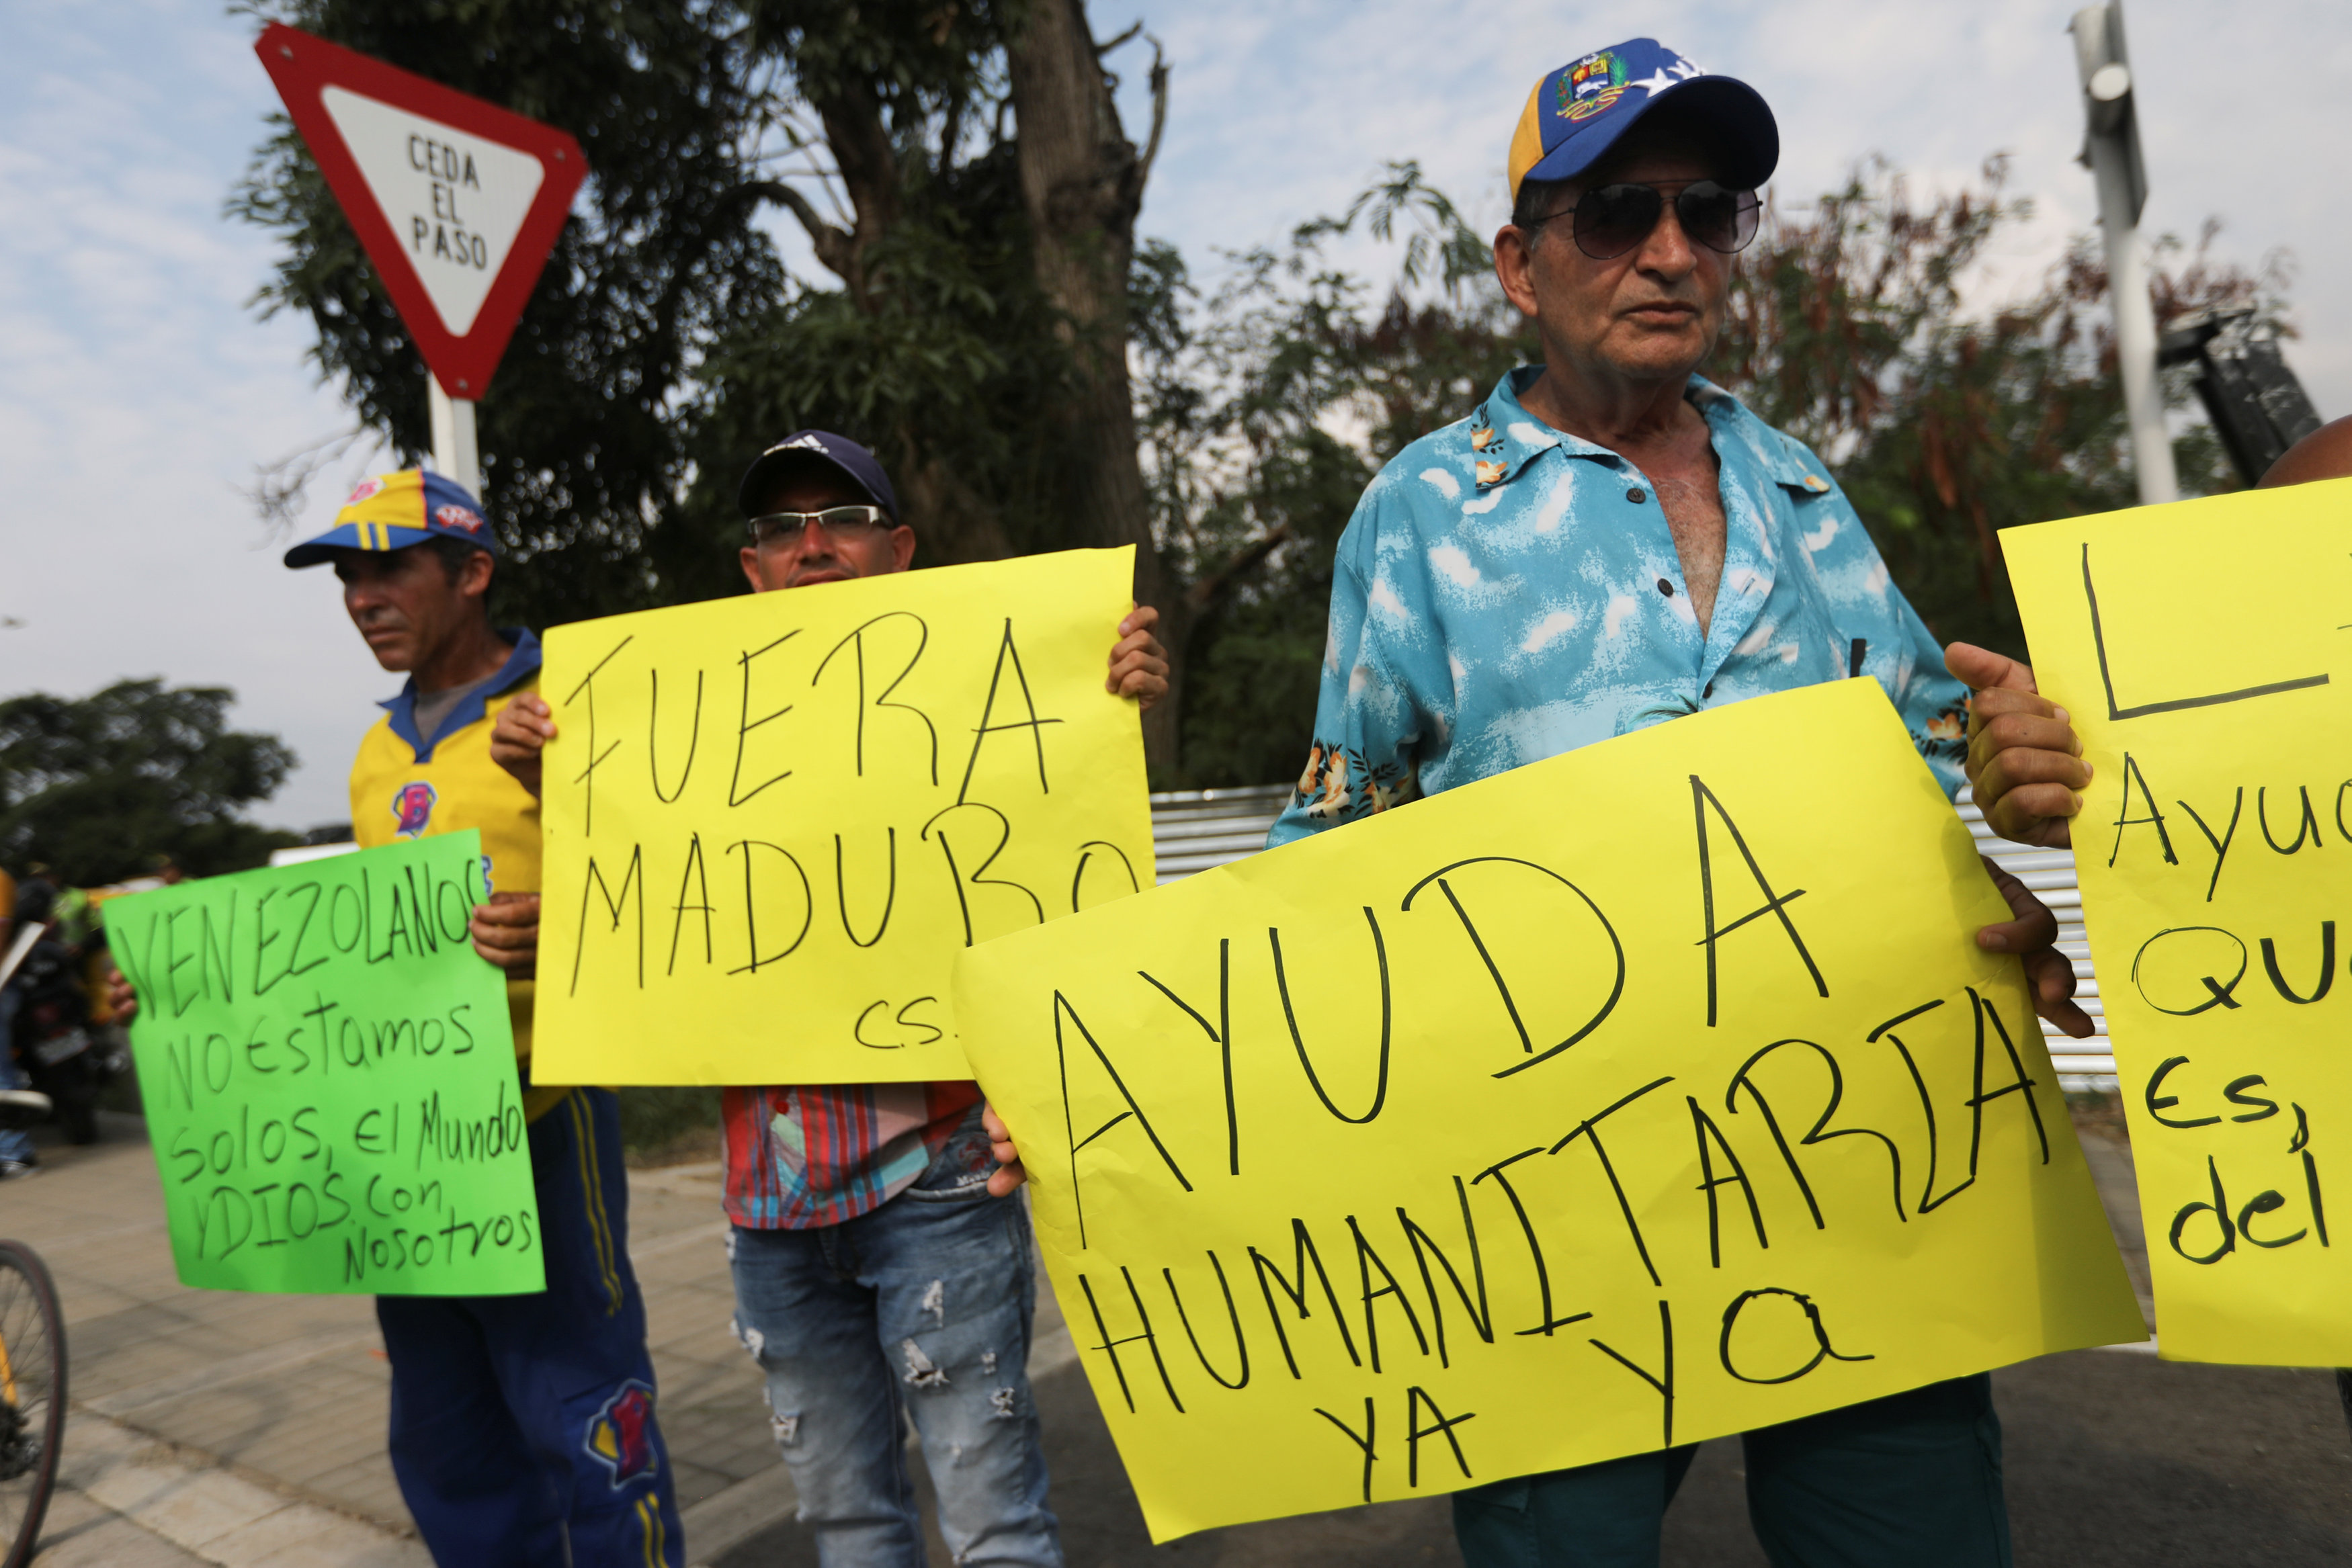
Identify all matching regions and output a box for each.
[376,1087,684,1567]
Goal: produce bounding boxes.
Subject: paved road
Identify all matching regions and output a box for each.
[712,1345,2352,1567]
[716,1116,2352,1567]
[11,1111,2352,1565]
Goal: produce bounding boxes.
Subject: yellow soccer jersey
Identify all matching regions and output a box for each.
[349,632,564,1119]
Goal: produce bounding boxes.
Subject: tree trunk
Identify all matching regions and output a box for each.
[896,447,1015,566]
[1004,0,1176,769]
[747,86,1011,570]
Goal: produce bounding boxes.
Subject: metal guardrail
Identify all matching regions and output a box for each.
[1960,790,2112,1088]
[1147,783,1294,883]
[1149,782,2114,1089]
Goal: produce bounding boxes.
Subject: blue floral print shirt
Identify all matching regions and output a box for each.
[1267,366,1970,847]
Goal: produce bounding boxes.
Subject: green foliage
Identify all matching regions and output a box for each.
[232,0,790,624]
[681,141,1073,584]
[1151,155,2290,781]
[616,1085,723,1162]
[1134,165,1535,784]
[1716,159,2278,657]
[233,0,2292,779]
[0,682,298,885]
[682,0,1105,574]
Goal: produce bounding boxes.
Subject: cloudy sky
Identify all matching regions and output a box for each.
[4,0,2345,830]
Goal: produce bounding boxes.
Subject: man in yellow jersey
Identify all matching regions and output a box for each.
[116,470,683,1567]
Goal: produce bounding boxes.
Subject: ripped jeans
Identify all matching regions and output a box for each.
[728,1151,1060,1567]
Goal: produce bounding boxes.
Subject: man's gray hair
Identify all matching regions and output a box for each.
[1512,177,1574,238]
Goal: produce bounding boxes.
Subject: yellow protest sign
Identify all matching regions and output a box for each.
[2008,480,2352,1366]
[954,679,2140,1540]
[532,548,1154,1085]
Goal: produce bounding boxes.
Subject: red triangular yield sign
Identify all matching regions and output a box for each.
[255,22,587,399]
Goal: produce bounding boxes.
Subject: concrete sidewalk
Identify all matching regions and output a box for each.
[1,1113,867,1565]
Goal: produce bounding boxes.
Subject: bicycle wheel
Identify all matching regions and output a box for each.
[0,1240,65,1568]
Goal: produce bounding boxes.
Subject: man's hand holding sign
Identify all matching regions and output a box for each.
[955,679,2141,1540]
[1941,641,2099,1041]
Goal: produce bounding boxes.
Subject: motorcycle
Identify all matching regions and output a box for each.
[5,935,110,1145]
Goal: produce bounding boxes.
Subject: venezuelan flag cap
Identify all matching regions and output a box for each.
[1507,39,1777,210]
[283,470,497,569]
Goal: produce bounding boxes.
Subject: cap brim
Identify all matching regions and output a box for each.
[737,446,892,521]
[1525,74,1779,191]
[282,523,431,568]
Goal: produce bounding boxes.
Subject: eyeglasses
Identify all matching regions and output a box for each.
[1534,180,1761,261]
[747,505,892,547]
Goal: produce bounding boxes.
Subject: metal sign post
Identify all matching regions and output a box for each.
[2070,3,2177,507]
[429,382,482,498]
[255,24,585,501]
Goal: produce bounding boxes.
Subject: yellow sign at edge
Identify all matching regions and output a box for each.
[2007,478,2352,1365]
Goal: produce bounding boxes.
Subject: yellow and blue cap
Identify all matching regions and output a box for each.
[1507,40,1777,209]
[283,470,497,568]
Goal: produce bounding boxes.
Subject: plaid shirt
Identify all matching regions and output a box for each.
[720,1082,984,1229]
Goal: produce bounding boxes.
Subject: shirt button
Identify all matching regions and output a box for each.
[1656,578,1675,597]
[1627,487,1648,504]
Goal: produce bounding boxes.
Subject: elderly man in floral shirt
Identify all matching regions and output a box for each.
[1263,36,2087,1568]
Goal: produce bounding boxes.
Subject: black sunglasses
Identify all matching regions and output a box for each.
[746,505,892,546]
[1535,180,1761,261]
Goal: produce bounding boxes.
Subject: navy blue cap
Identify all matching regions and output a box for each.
[737,431,902,525]
[1508,40,1778,204]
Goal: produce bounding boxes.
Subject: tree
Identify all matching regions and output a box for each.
[1004,3,1167,711]
[1131,165,1534,785]
[1714,157,2281,656]
[237,0,1187,740]
[685,0,1057,582]
[671,0,1182,742]
[237,6,2290,779]
[0,682,298,886]
[235,0,788,628]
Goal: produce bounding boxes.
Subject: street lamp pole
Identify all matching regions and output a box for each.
[2070,2,2176,507]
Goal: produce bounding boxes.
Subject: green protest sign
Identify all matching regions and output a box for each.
[111,833,544,1295]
